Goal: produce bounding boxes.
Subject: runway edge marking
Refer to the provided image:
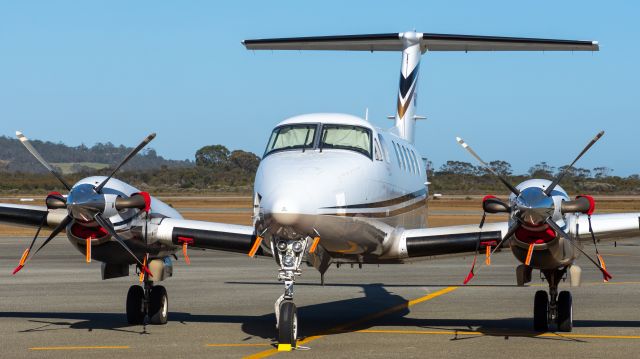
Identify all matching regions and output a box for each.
[242,286,458,359]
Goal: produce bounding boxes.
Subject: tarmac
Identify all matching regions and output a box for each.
[2,236,640,358]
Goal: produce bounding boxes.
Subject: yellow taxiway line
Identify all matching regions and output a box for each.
[243,286,458,359]
[206,343,272,347]
[30,345,130,351]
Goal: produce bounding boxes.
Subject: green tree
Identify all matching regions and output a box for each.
[195,145,230,169]
[229,150,261,173]
[528,162,555,179]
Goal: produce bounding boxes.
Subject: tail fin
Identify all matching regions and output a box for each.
[243,32,598,143]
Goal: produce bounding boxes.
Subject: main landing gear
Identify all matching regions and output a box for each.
[126,281,168,325]
[533,268,572,332]
[272,236,310,351]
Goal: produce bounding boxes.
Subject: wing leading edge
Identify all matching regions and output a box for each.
[243,32,598,52]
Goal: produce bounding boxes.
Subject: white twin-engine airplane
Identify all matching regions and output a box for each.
[2,31,640,349]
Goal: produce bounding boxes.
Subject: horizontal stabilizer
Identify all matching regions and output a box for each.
[243,32,599,52]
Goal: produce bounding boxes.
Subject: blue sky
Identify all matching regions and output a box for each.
[1,1,638,175]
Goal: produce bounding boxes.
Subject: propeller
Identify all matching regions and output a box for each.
[456,131,607,283]
[16,131,72,191]
[456,137,520,195]
[13,215,72,274]
[544,131,604,196]
[13,131,156,274]
[94,133,156,193]
[94,213,152,277]
[545,218,611,281]
[463,222,520,284]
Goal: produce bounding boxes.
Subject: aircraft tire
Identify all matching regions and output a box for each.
[126,285,145,325]
[149,285,169,325]
[278,301,298,348]
[557,291,573,332]
[533,290,549,332]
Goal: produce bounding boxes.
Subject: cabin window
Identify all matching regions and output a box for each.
[402,146,413,173]
[320,125,372,158]
[264,124,317,157]
[393,142,403,170]
[378,134,390,163]
[374,138,383,161]
[411,150,420,174]
[400,145,408,171]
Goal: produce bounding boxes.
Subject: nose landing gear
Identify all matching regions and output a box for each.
[272,236,310,351]
[533,268,572,332]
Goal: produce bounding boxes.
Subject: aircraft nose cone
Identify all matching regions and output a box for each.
[269,197,300,226]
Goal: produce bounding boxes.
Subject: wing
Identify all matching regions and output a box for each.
[395,222,509,259]
[155,218,262,255]
[243,33,598,52]
[572,213,640,241]
[394,212,640,259]
[0,203,68,229]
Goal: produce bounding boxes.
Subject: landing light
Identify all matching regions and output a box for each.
[277,240,288,252]
[292,241,303,253]
[283,255,295,267]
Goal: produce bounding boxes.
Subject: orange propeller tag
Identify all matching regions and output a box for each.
[309,236,321,254]
[139,255,148,283]
[525,243,535,266]
[248,236,263,258]
[598,254,608,282]
[19,248,30,266]
[86,237,91,263]
[485,245,491,266]
[182,242,191,265]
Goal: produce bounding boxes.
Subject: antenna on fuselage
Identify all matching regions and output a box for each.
[365,108,369,122]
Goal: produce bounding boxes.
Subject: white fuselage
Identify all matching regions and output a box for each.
[254,113,427,261]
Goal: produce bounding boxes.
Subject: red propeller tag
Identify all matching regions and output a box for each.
[463,256,477,285]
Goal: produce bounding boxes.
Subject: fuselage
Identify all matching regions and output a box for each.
[254,113,428,262]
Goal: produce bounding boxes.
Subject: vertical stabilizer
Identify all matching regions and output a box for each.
[395,32,422,143]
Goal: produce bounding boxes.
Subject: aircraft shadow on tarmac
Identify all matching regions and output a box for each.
[3,282,640,342]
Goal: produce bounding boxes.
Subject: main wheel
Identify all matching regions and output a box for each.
[149,285,168,325]
[533,290,549,332]
[126,285,145,325]
[278,301,298,349]
[557,291,573,332]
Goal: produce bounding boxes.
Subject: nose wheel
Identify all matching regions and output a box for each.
[125,283,169,325]
[277,301,298,349]
[533,269,573,332]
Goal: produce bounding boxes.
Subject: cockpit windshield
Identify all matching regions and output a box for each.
[320,125,372,158]
[264,124,317,156]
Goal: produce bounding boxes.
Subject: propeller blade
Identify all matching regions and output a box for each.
[12,215,47,274]
[545,218,612,281]
[463,222,520,284]
[15,131,72,191]
[95,133,156,193]
[544,131,604,196]
[456,137,520,195]
[94,214,152,276]
[33,215,72,256]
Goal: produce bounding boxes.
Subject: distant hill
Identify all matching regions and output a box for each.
[0,136,193,173]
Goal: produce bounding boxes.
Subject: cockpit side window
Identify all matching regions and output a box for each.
[320,125,372,158]
[264,124,317,157]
